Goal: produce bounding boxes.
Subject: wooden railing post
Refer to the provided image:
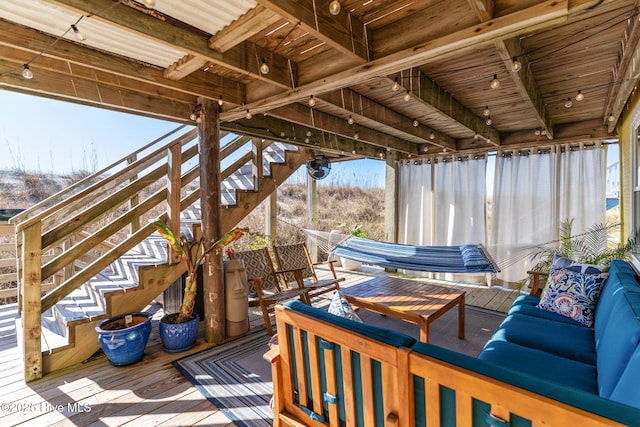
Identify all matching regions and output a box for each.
[127,154,140,234]
[167,144,182,263]
[21,222,43,381]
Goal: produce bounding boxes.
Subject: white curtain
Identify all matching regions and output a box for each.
[398,156,487,280]
[398,160,433,246]
[491,144,607,283]
[557,143,607,231]
[490,150,557,282]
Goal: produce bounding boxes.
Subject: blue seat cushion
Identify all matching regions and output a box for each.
[609,342,640,409]
[508,295,584,326]
[491,313,595,365]
[596,293,640,398]
[282,300,416,348]
[478,340,597,394]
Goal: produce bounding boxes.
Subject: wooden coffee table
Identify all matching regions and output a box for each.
[341,276,465,343]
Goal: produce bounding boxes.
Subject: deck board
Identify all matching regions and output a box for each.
[0,266,520,426]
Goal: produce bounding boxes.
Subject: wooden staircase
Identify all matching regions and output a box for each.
[10,126,309,380]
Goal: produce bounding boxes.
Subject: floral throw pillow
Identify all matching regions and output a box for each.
[328,291,362,323]
[537,267,608,327]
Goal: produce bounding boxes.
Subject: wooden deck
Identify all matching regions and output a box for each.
[0,266,520,426]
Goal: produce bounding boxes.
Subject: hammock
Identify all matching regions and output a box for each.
[331,236,500,273]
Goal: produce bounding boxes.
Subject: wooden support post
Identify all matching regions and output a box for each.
[197,97,225,343]
[167,144,182,263]
[22,222,42,382]
[265,193,277,243]
[307,171,318,262]
[252,138,263,192]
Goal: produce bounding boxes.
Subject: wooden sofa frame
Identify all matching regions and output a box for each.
[265,303,630,426]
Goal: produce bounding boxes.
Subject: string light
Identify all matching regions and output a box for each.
[474,133,479,140]
[490,74,500,89]
[71,24,86,41]
[245,109,252,119]
[218,95,223,106]
[429,131,435,140]
[354,131,359,140]
[329,0,341,15]
[609,114,615,122]
[347,115,354,125]
[308,95,316,107]
[486,117,492,126]
[143,0,156,7]
[413,119,419,127]
[391,78,400,92]
[483,106,490,117]
[511,57,522,72]
[21,64,33,79]
[565,97,573,108]
[534,128,541,136]
[575,90,584,101]
[306,129,312,137]
[259,59,269,75]
[403,90,411,101]
[541,128,547,135]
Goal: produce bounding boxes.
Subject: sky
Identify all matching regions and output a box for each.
[0,90,386,187]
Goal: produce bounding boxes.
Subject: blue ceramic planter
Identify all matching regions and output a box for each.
[95,312,152,366]
[159,312,199,353]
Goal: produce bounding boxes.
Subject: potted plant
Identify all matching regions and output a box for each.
[96,311,153,366]
[152,219,248,352]
[341,223,367,271]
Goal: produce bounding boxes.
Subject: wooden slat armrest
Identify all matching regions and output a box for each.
[263,346,280,364]
[527,270,549,297]
[313,259,340,279]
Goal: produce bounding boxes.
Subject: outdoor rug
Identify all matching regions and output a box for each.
[174,305,506,427]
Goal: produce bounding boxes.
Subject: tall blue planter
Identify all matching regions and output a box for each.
[159,312,199,353]
[95,312,152,366]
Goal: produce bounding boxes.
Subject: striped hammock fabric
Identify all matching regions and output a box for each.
[331,237,500,273]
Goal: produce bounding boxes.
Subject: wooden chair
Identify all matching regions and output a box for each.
[273,242,344,301]
[231,247,310,335]
[527,270,548,297]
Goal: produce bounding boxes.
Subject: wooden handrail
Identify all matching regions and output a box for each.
[11,125,193,225]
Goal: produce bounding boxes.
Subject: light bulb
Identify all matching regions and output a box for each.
[354,131,359,140]
[486,117,492,126]
[391,78,400,92]
[403,90,411,101]
[490,74,500,89]
[565,97,573,108]
[246,109,252,119]
[575,90,584,101]
[329,0,341,15]
[21,64,33,79]
[143,0,156,7]
[483,106,490,116]
[386,145,391,151]
[541,128,547,135]
[534,128,541,136]
[511,57,521,72]
[413,119,419,127]
[259,59,269,75]
[609,114,615,122]
[306,129,312,137]
[352,149,356,154]
[218,95,223,106]
[304,137,310,143]
[71,24,86,41]
[308,95,316,107]
[429,131,435,140]
[348,115,354,125]
[190,112,197,121]
[423,146,429,153]
[474,133,479,140]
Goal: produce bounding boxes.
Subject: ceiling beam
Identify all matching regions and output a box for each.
[0,21,244,104]
[209,5,281,52]
[603,2,640,130]
[268,102,419,154]
[221,115,386,159]
[0,60,189,121]
[468,0,553,139]
[318,88,455,149]
[221,0,569,121]
[257,0,370,63]
[48,0,295,89]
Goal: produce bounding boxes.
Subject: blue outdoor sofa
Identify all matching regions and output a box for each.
[265,259,640,426]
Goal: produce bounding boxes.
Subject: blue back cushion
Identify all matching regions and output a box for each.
[596,293,640,398]
[609,338,640,409]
